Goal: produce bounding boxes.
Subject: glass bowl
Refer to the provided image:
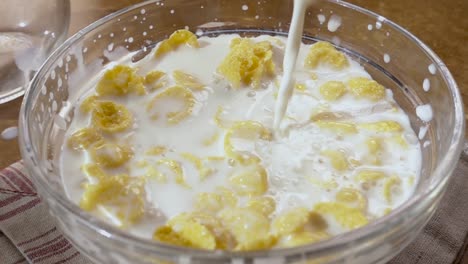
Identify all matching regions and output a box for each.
[0,0,70,104]
[18,0,464,263]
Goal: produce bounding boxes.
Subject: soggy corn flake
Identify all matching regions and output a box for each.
[383,176,401,204]
[359,120,403,132]
[314,202,368,229]
[321,149,349,171]
[219,207,275,250]
[229,164,268,196]
[245,196,276,217]
[96,65,145,96]
[147,86,195,124]
[173,70,205,91]
[224,121,272,165]
[218,38,275,88]
[154,30,199,58]
[92,101,133,133]
[319,81,346,101]
[348,77,385,101]
[80,174,146,224]
[316,120,357,134]
[67,127,103,150]
[305,41,349,69]
[144,70,166,91]
[89,143,133,168]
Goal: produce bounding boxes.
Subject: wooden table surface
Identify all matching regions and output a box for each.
[0,0,467,262]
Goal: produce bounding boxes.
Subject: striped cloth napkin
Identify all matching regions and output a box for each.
[1,159,468,264]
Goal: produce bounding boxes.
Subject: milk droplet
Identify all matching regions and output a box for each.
[195,29,203,36]
[140,9,146,15]
[418,125,429,140]
[107,43,114,51]
[1,126,18,140]
[367,24,373,30]
[423,141,431,148]
[317,14,326,24]
[428,64,436,75]
[255,15,260,19]
[423,78,430,92]
[416,104,433,122]
[375,21,382,29]
[327,14,342,32]
[383,53,390,63]
[242,4,249,11]
[170,9,175,14]
[128,37,134,43]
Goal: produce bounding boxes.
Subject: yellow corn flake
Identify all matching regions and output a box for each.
[245,196,276,217]
[195,192,224,214]
[383,176,401,204]
[166,213,217,250]
[366,138,382,154]
[218,38,275,88]
[145,165,167,183]
[229,165,268,196]
[89,143,133,168]
[154,29,199,58]
[348,77,385,101]
[214,106,231,128]
[272,207,310,236]
[321,149,349,171]
[308,177,339,189]
[157,158,189,188]
[135,160,149,168]
[295,83,307,92]
[96,65,145,96]
[314,202,368,229]
[281,231,330,248]
[202,131,219,146]
[390,134,408,148]
[67,127,103,150]
[310,111,348,122]
[181,153,214,180]
[92,101,133,133]
[195,189,238,215]
[224,121,272,165]
[153,225,191,247]
[173,70,205,91]
[359,121,403,132]
[408,175,415,186]
[383,208,392,215]
[81,163,107,180]
[336,188,367,211]
[145,146,167,156]
[147,86,195,125]
[304,41,349,69]
[144,70,166,91]
[355,170,386,185]
[80,174,146,224]
[316,120,357,134]
[80,95,99,113]
[310,72,318,80]
[219,208,275,250]
[319,81,346,101]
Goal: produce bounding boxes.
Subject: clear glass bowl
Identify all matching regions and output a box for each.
[0,0,70,104]
[19,0,464,263]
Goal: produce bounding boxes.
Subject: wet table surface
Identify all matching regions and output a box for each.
[0,0,466,262]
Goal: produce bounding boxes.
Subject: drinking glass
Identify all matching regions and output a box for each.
[0,0,70,103]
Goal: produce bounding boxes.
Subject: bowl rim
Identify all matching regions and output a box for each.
[19,0,465,260]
